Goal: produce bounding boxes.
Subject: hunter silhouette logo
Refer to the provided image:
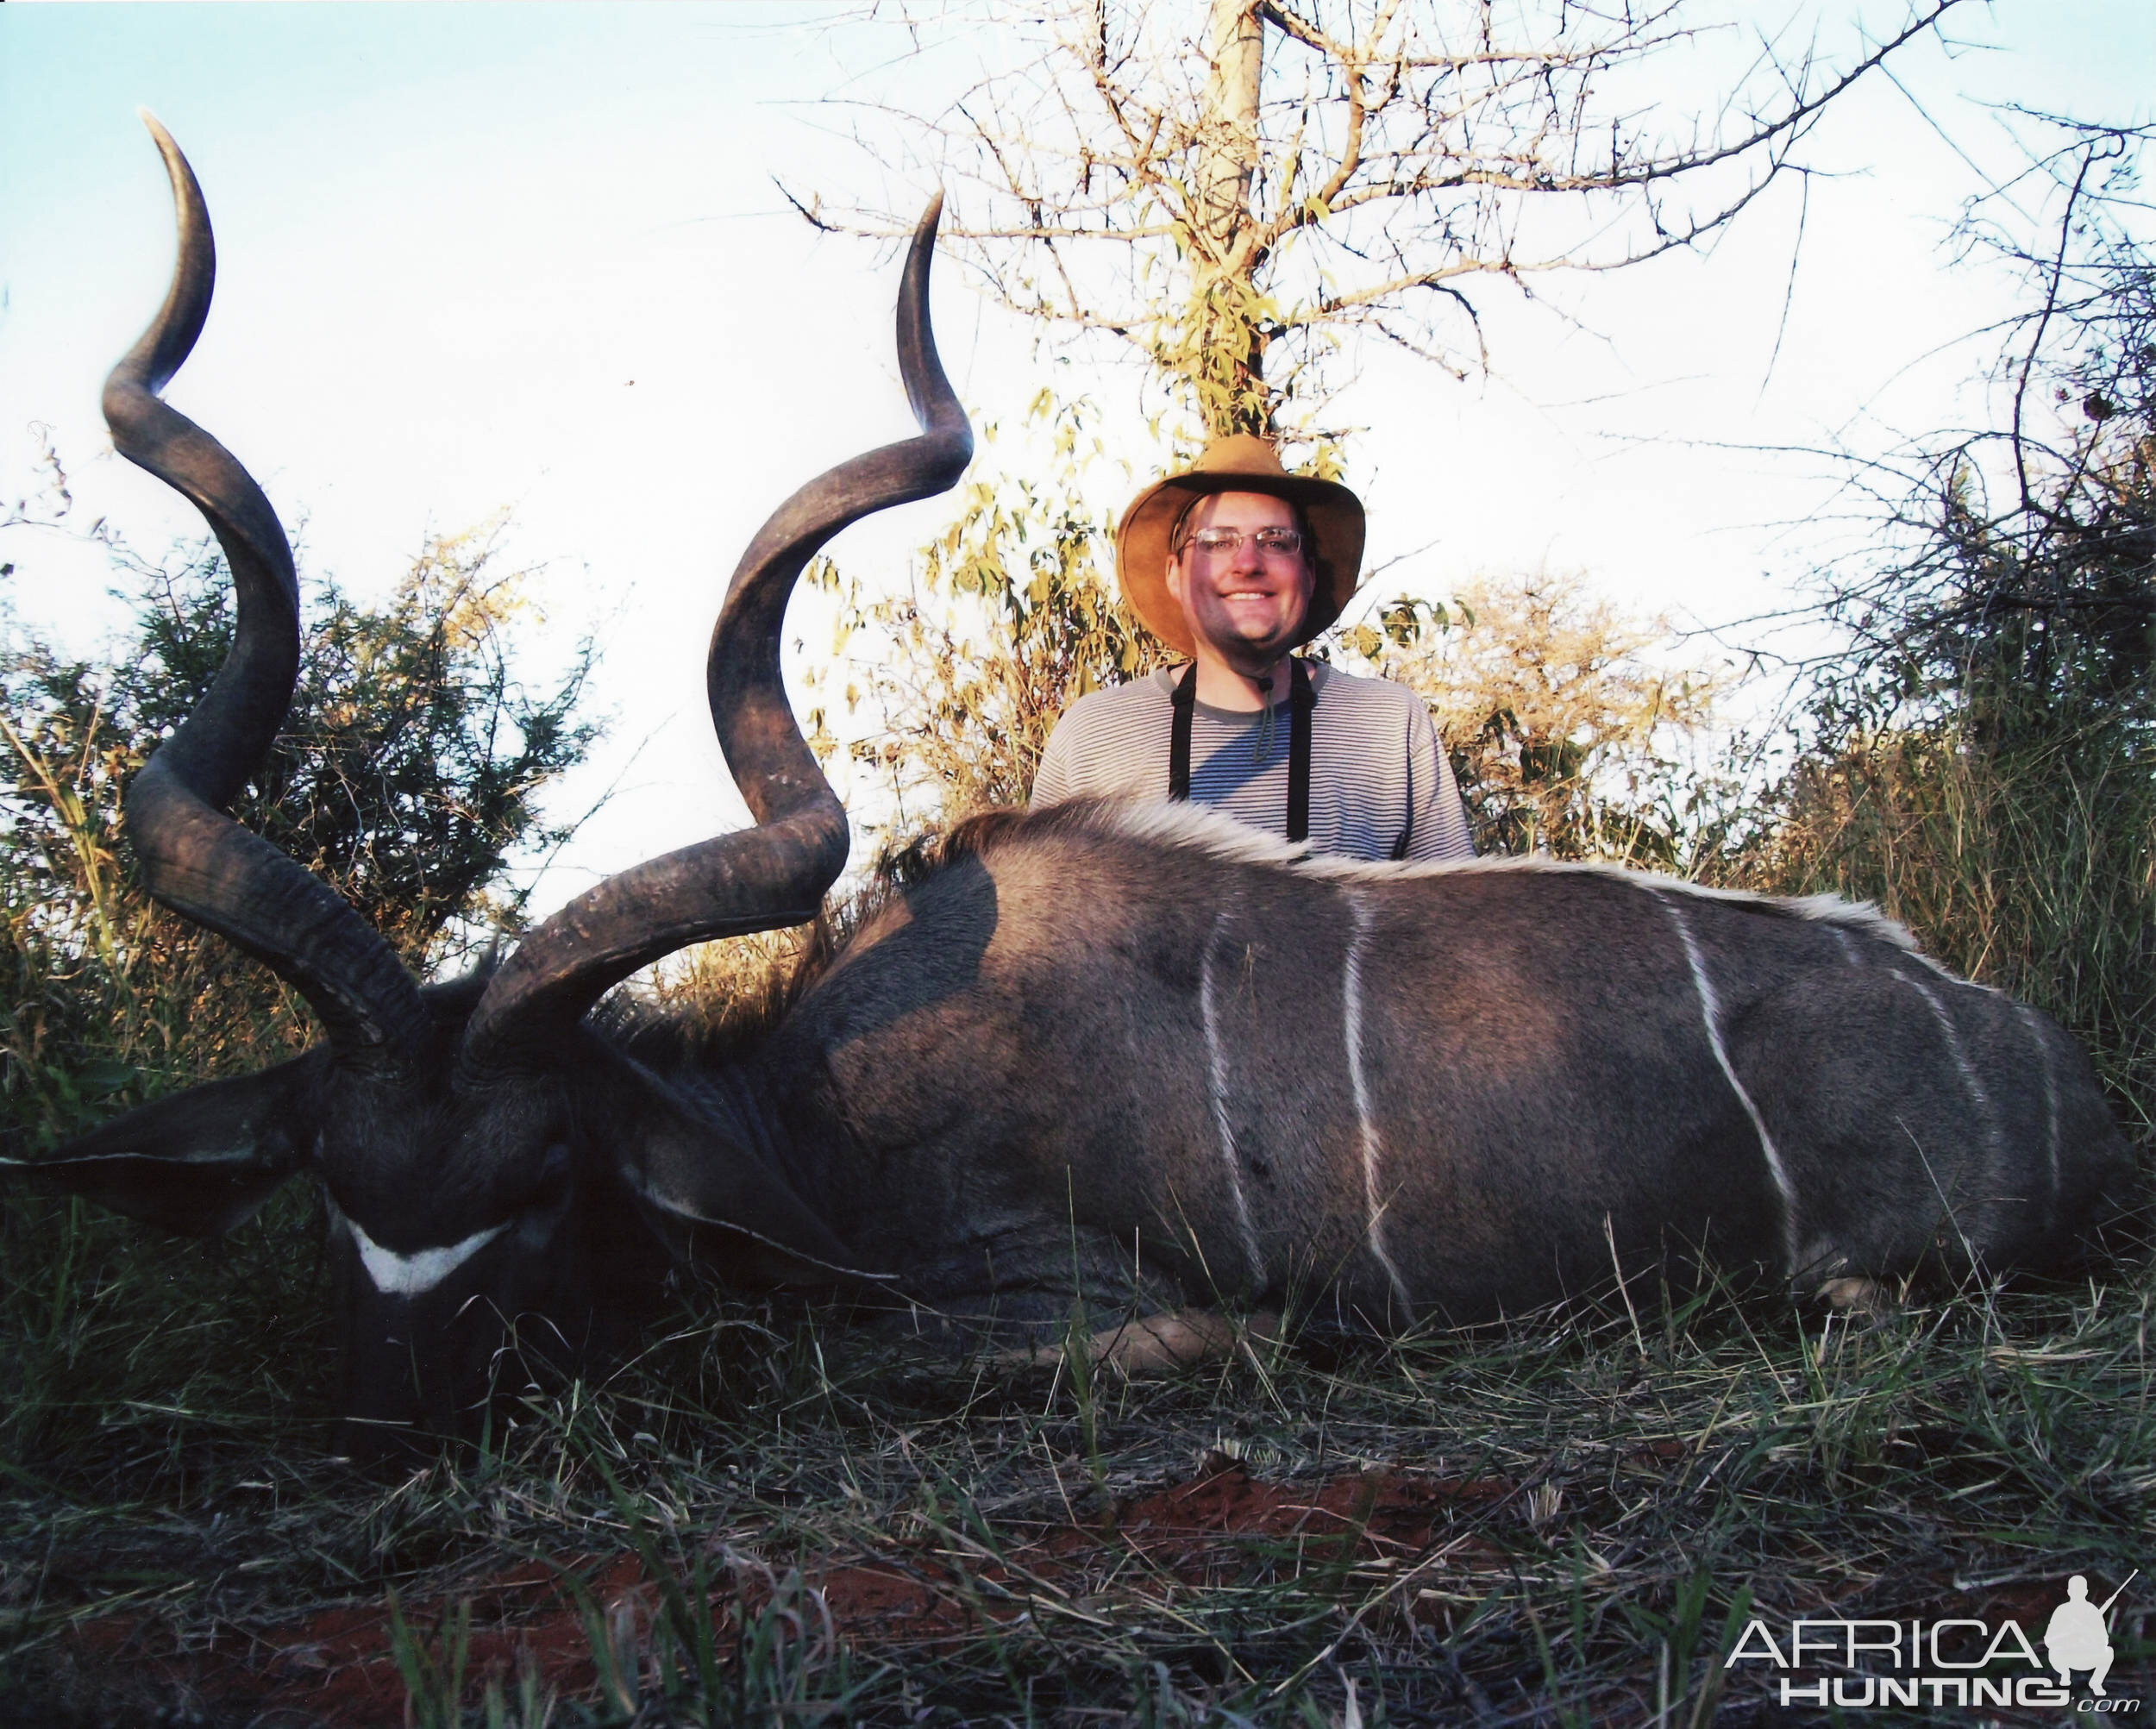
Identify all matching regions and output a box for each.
[2047,1572,2136,1698]
[1725,1569,2141,1711]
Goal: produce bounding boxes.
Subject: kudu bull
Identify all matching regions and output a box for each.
[13,122,2136,1458]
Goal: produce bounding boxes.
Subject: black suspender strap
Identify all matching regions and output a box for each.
[1168,661,1198,802]
[1167,658,1317,846]
[1287,656,1314,846]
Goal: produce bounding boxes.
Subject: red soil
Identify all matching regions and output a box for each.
[47,1462,1514,1726]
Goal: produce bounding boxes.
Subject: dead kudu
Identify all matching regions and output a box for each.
[9,121,2137,1460]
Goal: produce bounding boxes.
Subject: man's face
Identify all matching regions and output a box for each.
[1164,491,1315,672]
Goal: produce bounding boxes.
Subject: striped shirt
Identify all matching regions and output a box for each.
[1031,661,1475,861]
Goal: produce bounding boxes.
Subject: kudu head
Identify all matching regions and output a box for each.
[16,116,969,1459]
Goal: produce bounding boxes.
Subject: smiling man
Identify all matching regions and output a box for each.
[1031,435,1474,861]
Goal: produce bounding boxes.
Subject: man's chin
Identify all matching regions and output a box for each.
[1218,642,1300,679]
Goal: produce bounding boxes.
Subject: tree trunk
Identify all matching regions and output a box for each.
[1191,0,1269,436]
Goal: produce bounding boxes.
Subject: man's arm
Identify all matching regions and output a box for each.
[1029,717,1074,809]
[1402,698,1476,861]
[1029,681,1173,811]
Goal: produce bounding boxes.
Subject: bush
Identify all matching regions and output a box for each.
[808,392,1166,828]
[1715,121,2156,1141]
[0,520,598,1467]
[1339,573,1725,867]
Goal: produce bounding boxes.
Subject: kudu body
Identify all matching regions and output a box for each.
[13,123,2135,1456]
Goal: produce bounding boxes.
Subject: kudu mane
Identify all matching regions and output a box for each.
[603,822,1002,1071]
[931,796,1924,944]
[608,793,1927,1074]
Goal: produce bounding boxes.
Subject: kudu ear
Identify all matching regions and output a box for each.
[10,1050,327,1237]
[612,1088,887,1290]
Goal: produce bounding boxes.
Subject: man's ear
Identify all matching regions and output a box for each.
[1164,553,1187,607]
[3,1049,328,1237]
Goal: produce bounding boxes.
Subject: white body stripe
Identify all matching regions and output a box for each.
[342,1212,506,1296]
[2017,1005,2062,1221]
[1344,891,1413,1318]
[1654,893,1802,1274]
[1199,914,1268,1287]
[1893,968,1997,1137]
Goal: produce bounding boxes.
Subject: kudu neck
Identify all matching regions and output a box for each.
[659,1058,788,1171]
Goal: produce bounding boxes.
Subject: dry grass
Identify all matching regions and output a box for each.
[4,688,2152,1724]
[3,1245,2152,1726]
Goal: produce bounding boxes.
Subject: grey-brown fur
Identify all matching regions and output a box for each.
[722,798,2131,1334]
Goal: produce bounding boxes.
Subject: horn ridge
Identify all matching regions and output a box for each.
[105,116,429,1068]
[462,196,973,1065]
[895,193,967,442]
[119,116,217,414]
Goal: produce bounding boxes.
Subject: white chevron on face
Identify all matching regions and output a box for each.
[340,1210,507,1296]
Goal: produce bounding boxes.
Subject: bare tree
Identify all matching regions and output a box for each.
[1808,116,2156,734]
[804,0,1968,442]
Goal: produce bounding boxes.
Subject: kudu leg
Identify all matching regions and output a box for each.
[989,1308,1282,1375]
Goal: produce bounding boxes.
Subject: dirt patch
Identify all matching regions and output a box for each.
[50,1554,640,1727]
[1114,1458,1511,1557]
[32,1463,1512,1726]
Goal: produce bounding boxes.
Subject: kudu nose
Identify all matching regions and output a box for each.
[336,1287,489,1450]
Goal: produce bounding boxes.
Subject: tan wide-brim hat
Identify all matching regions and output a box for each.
[1116,434,1367,657]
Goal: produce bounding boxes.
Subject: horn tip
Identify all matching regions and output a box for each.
[138,110,191,185]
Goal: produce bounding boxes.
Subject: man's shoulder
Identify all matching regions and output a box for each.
[1035,671,1175,805]
[1052,672,1175,733]
[1310,661,1426,719]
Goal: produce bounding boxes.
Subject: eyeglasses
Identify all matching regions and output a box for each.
[1179,526,1307,559]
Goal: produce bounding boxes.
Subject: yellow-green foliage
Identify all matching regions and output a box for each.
[1342,573,1726,868]
[0,523,598,1465]
[807,392,1168,827]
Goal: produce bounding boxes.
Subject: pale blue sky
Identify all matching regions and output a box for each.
[3,3,2150,914]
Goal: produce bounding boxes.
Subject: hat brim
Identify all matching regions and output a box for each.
[1117,469,1366,658]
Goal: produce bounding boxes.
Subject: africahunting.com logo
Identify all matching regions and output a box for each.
[1726,1570,2140,1711]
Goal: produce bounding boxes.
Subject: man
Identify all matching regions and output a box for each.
[2045,1576,2115,1695]
[1031,435,1474,861]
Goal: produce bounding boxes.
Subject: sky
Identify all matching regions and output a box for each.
[1,2,2151,924]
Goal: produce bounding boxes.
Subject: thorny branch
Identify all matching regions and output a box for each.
[1793,118,2156,730]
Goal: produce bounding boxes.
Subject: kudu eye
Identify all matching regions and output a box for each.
[532,1143,573,1205]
